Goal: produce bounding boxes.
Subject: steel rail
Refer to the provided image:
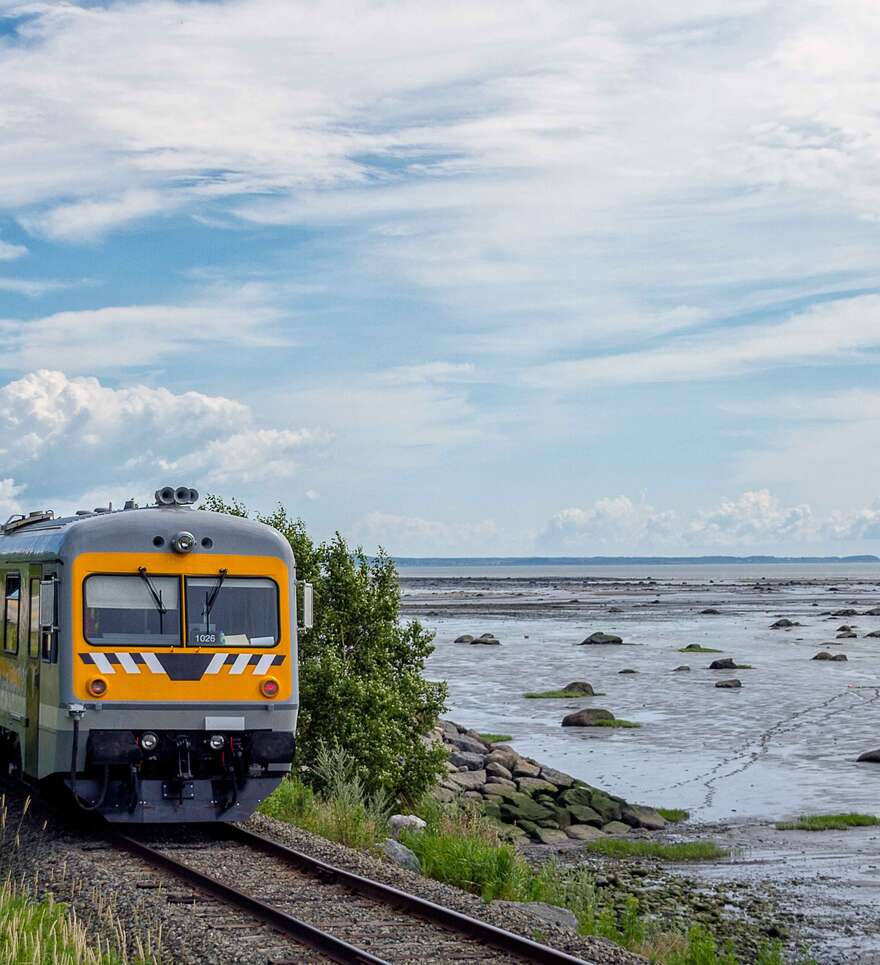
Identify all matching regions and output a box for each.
[111,831,390,965]
[222,824,593,965]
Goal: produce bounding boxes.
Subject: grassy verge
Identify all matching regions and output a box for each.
[0,877,153,965]
[657,808,690,823]
[479,733,513,743]
[678,645,722,653]
[590,719,641,729]
[776,813,879,831]
[583,839,728,860]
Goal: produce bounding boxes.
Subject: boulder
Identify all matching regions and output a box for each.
[431,787,456,803]
[517,777,558,794]
[681,643,705,651]
[499,794,555,824]
[439,719,460,738]
[857,749,880,762]
[493,901,578,931]
[448,769,487,791]
[483,782,524,801]
[539,766,575,788]
[566,825,606,841]
[838,625,854,632]
[560,681,595,696]
[562,708,615,727]
[486,776,517,789]
[602,821,631,836]
[486,761,513,780]
[534,827,571,846]
[709,658,737,670]
[812,651,835,660]
[715,679,742,688]
[512,759,542,778]
[621,805,668,831]
[864,607,880,616]
[382,838,421,873]
[454,634,475,644]
[448,734,489,755]
[388,814,427,838]
[559,786,595,808]
[673,665,691,672]
[832,609,859,617]
[831,654,848,662]
[618,668,638,674]
[867,631,880,639]
[588,791,622,823]
[770,619,797,629]
[567,804,604,827]
[837,631,857,639]
[580,631,623,645]
[701,608,721,615]
[449,750,485,770]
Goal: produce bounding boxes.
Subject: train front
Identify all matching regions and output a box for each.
[62,489,303,822]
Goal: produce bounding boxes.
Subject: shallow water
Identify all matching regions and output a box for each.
[407,571,880,822]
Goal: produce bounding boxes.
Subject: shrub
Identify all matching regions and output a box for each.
[203,496,447,801]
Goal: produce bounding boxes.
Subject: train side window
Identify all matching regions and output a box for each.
[3,573,21,654]
[29,578,40,658]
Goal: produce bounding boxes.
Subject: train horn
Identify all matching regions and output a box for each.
[155,486,176,506]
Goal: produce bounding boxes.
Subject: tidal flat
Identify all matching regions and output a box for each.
[404,563,880,963]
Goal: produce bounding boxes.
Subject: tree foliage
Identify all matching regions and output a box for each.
[201,494,447,800]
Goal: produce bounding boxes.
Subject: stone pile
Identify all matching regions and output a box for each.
[430,719,668,845]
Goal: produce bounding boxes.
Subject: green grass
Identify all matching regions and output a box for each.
[677,645,723,653]
[583,839,728,861]
[775,812,880,831]
[657,808,690,823]
[0,878,154,965]
[524,689,605,698]
[590,718,641,728]
[479,733,513,743]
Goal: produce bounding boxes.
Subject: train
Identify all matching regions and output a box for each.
[0,485,311,823]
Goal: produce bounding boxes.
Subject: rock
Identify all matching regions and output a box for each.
[517,777,558,794]
[701,608,721,615]
[838,625,854,632]
[709,658,737,670]
[567,804,604,826]
[580,631,623,645]
[448,769,487,790]
[483,783,524,801]
[472,633,501,645]
[618,668,638,674]
[486,776,517,789]
[448,734,489,755]
[534,827,571,846]
[559,786,594,808]
[715,679,742,688]
[560,681,595,696]
[832,609,859,617]
[462,791,483,801]
[493,901,578,931]
[857,749,880,762]
[673,665,691,672]
[812,651,835,660]
[454,634,474,644]
[539,766,575,788]
[499,794,555,823]
[831,654,848,662]
[382,838,421,873]
[609,606,623,613]
[449,750,485,770]
[837,631,857,639]
[588,791,623,823]
[681,643,705,651]
[512,759,541,778]
[864,607,880,616]
[565,824,606,841]
[867,631,880,638]
[389,814,427,838]
[770,619,798,628]
[486,761,513,780]
[431,787,456,803]
[439,719,460,738]
[602,821,631,835]
[562,708,615,726]
[621,805,668,831]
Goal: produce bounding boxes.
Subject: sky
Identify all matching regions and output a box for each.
[1,0,879,557]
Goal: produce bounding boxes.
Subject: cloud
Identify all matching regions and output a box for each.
[376,362,479,386]
[0,370,325,507]
[20,190,166,243]
[351,511,499,556]
[525,294,880,388]
[0,239,28,261]
[538,496,677,552]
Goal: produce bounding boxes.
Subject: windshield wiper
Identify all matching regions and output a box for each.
[205,568,228,619]
[138,566,167,614]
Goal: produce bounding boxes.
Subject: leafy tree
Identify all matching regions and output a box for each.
[201,495,447,801]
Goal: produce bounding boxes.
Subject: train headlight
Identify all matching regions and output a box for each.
[260,677,280,698]
[171,531,195,554]
[140,731,159,751]
[87,677,108,697]
[208,734,225,750]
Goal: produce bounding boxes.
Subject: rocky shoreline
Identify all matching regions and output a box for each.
[431,718,668,844]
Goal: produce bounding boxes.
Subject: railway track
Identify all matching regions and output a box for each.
[111,823,594,965]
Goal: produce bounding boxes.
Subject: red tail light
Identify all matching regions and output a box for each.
[260,677,279,698]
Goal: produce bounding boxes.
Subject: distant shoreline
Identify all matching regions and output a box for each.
[394,554,880,567]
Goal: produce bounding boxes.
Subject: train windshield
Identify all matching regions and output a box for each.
[84,574,181,646]
[185,577,279,647]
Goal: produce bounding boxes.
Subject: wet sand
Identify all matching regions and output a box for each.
[403,567,880,963]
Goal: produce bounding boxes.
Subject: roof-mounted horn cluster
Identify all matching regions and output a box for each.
[155,486,200,507]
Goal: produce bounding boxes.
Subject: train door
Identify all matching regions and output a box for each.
[23,574,40,777]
